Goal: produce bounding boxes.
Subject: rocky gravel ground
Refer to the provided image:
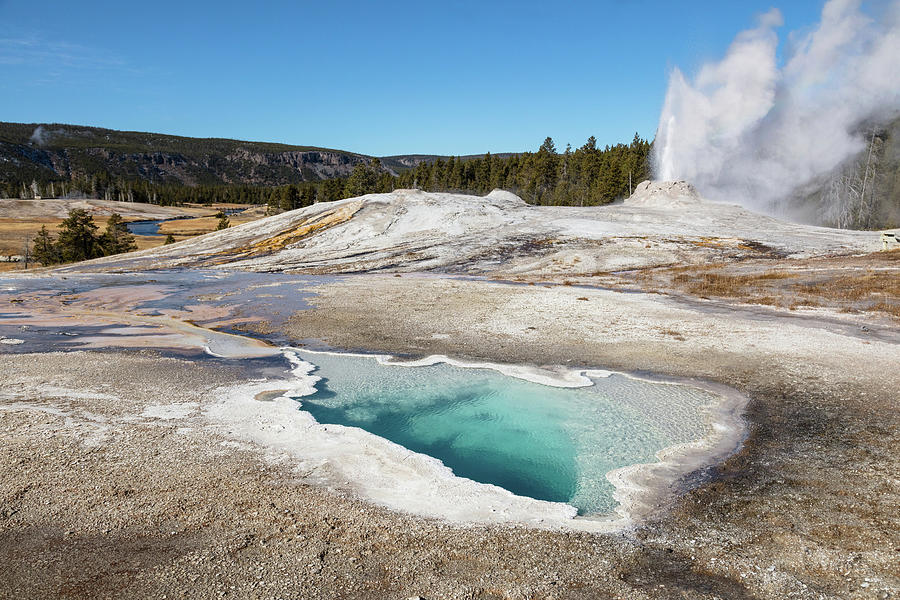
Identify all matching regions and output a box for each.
[275,275,900,599]
[1,272,898,599]
[0,351,675,600]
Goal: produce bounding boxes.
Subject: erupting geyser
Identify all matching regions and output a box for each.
[652,0,900,220]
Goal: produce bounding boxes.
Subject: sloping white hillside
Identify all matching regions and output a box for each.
[71,183,882,276]
[0,198,210,220]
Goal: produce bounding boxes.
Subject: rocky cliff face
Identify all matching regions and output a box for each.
[222,148,366,182]
[0,122,381,186]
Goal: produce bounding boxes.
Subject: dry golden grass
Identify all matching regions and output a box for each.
[0,201,264,255]
[0,218,60,255]
[0,217,219,259]
[157,215,260,236]
[647,253,900,320]
[875,247,900,261]
[671,270,793,298]
[0,216,146,255]
[791,271,898,301]
[0,219,185,255]
[871,301,900,318]
[133,235,185,251]
[657,328,686,341]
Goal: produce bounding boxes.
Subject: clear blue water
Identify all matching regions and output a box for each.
[125,220,167,236]
[294,350,714,515]
[126,209,244,236]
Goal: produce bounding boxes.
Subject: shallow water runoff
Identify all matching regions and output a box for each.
[293,350,718,516]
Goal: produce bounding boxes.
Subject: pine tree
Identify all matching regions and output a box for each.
[344,162,377,197]
[300,184,317,207]
[324,178,345,202]
[164,233,176,245]
[100,213,137,256]
[476,153,491,192]
[535,137,559,203]
[281,185,300,211]
[56,209,102,263]
[31,226,60,265]
[539,137,557,154]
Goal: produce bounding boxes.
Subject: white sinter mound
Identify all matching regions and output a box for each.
[72,184,882,275]
[623,180,703,207]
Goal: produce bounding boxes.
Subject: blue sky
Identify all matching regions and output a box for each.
[1,1,824,156]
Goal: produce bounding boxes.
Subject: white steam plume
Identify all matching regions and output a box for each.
[29,125,48,146]
[653,0,900,220]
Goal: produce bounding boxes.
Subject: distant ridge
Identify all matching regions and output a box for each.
[0,121,516,188]
[0,122,379,187]
[379,152,519,172]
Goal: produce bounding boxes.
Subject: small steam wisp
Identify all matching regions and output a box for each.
[29,125,48,146]
[653,0,900,221]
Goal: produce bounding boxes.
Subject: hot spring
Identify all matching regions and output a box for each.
[292,350,721,516]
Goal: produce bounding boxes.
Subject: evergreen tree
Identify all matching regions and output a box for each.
[476,152,491,191]
[215,212,230,230]
[431,159,445,189]
[56,209,102,263]
[300,184,317,207]
[321,178,345,202]
[266,189,282,214]
[539,137,557,154]
[344,162,377,197]
[31,226,60,266]
[164,233,176,245]
[100,213,137,256]
[281,185,300,211]
[449,157,464,190]
[534,138,559,203]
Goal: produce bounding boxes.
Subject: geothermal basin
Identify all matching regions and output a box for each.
[0,269,746,529]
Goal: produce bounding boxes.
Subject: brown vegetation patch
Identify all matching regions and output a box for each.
[871,301,900,318]
[790,271,898,302]
[630,252,900,320]
[671,270,792,298]
[736,239,786,257]
[657,328,686,341]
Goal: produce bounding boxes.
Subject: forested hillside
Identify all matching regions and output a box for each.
[4,120,897,228]
[1,121,652,210]
[266,135,651,212]
[390,136,651,206]
[0,122,375,195]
